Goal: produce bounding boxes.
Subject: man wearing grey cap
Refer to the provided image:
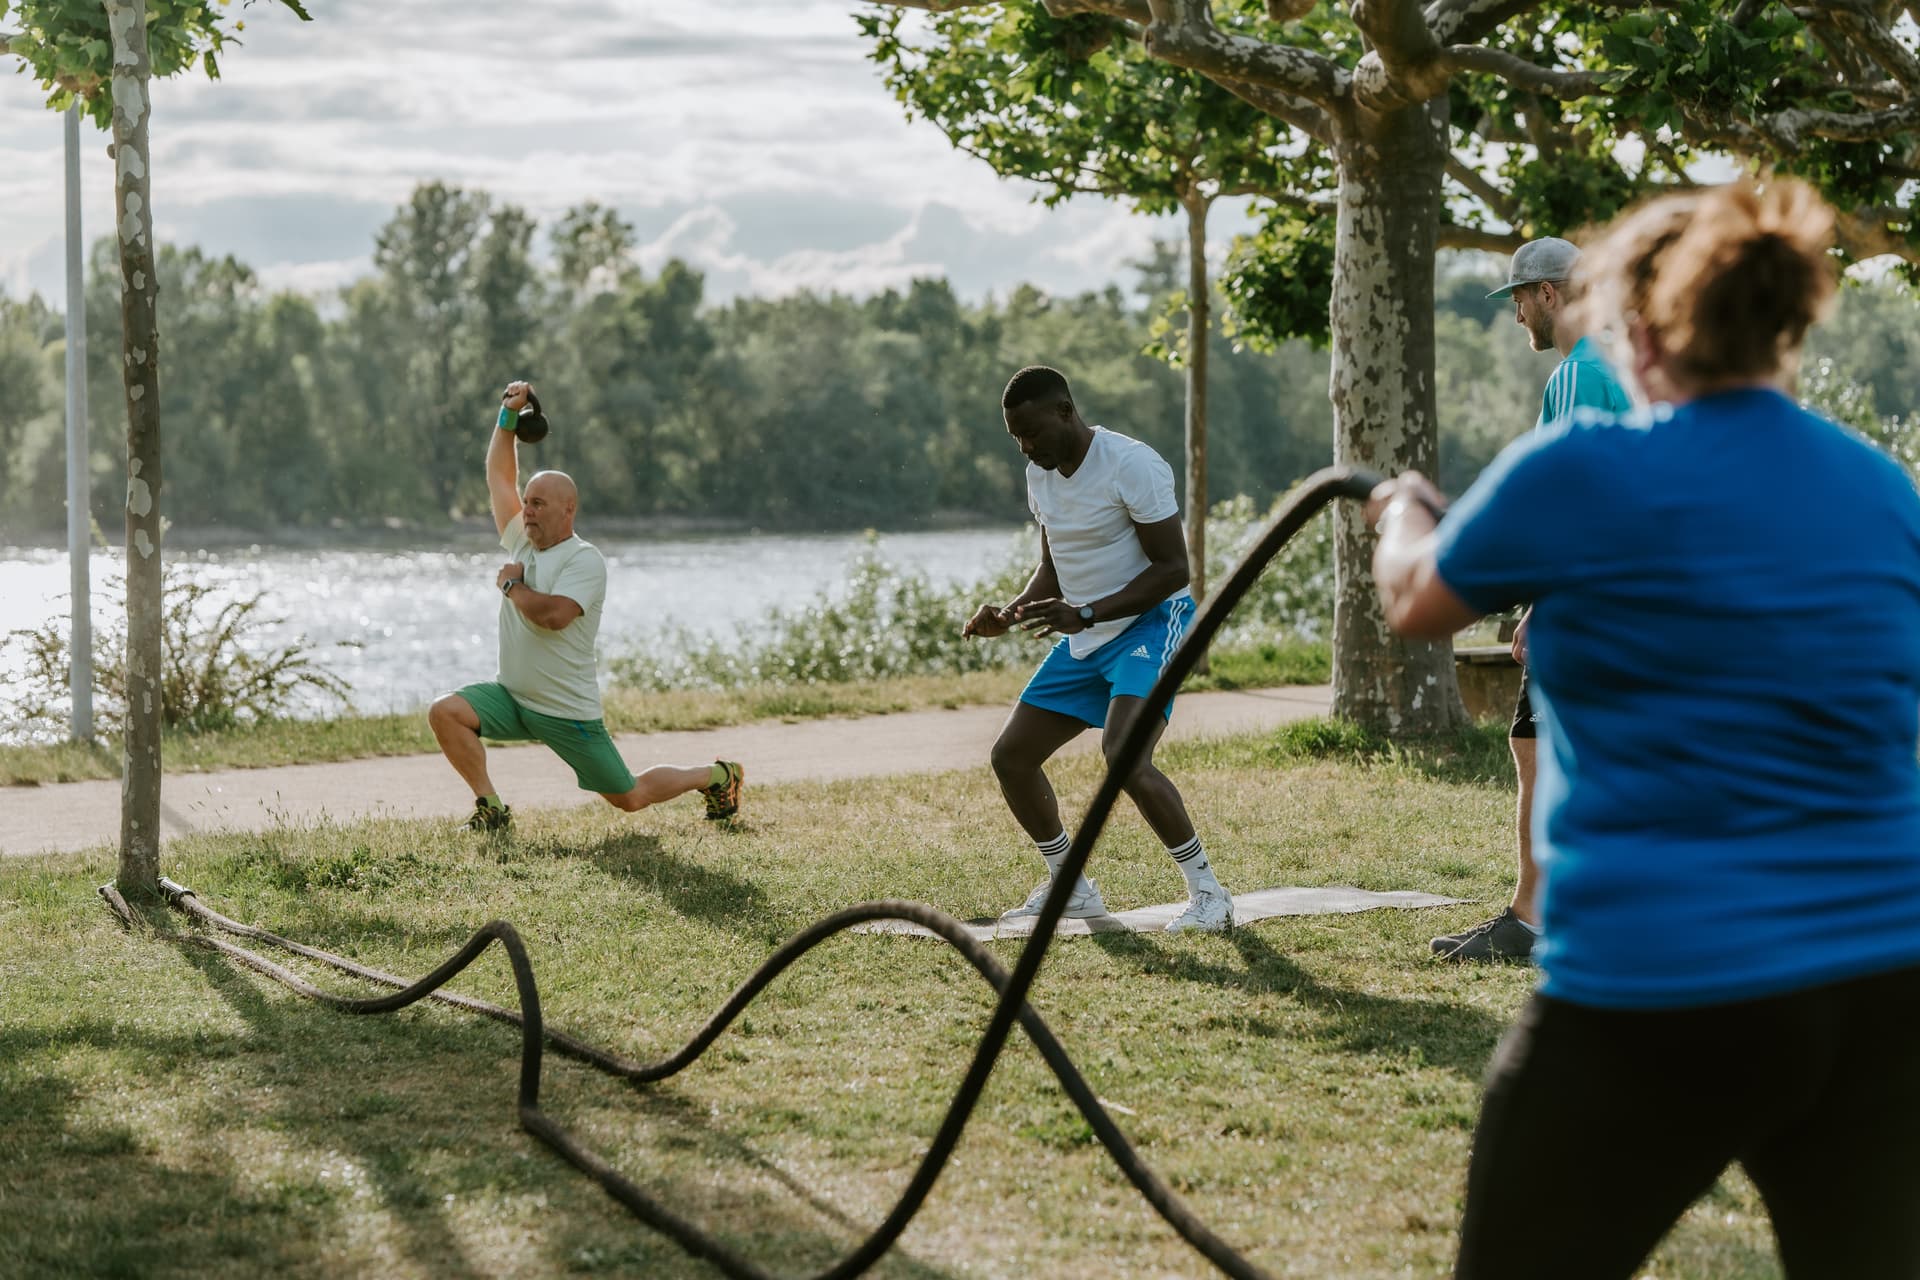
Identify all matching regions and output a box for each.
[1429,236,1634,963]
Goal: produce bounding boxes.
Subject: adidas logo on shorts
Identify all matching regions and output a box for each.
[1129,645,1151,658]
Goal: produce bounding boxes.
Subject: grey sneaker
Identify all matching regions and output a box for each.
[1431,908,1538,962]
[1002,877,1107,921]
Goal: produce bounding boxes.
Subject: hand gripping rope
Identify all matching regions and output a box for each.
[100,465,1388,1280]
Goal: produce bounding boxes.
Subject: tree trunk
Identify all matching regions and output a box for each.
[1327,99,1469,735]
[106,0,164,897]
[433,341,461,516]
[1181,189,1211,674]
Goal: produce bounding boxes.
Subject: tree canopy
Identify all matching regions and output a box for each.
[865,0,1919,733]
[0,0,311,122]
[872,0,1918,344]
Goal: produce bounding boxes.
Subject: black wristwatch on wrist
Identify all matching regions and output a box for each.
[1077,604,1095,624]
[502,578,524,598]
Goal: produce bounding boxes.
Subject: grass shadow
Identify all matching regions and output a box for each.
[556,830,769,931]
[545,1081,962,1280]
[0,1020,336,1278]
[179,942,495,1280]
[160,852,513,958]
[168,927,960,1279]
[1088,927,1511,1080]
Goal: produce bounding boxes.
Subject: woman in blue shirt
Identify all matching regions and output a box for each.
[1370,179,1920,1277]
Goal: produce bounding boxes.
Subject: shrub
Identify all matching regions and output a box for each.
[1270,716,1383,760]
[1266,715,1514,782]
[616,500,1340,694]
[614,537,1046,691]
[1203,494,1335,643]
[4,572,355,738]
[1802,358,1916,475]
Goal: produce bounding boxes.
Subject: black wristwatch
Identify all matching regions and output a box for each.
[502,578,524,597]
[1077,604,1096,624]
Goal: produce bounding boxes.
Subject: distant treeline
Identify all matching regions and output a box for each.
[1,182,1914,538]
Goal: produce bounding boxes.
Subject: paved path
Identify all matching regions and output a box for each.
[1,686,1333,858]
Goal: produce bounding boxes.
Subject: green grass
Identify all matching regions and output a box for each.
[1179,637,1329,693]
[0,732,1777,1278]
[0,642,1329,787]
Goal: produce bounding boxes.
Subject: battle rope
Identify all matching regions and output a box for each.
[101,464,1386,1280]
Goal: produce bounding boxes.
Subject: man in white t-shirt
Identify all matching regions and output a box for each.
[963,366,1232,932]
[426,379,744,832]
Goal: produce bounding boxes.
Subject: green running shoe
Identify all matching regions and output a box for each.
[703,761,744,821]
[466,797,513,833]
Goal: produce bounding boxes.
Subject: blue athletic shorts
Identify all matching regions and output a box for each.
[1018,597,1192,728]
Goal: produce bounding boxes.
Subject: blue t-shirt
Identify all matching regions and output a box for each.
[1435,387,1920,1009]
[1537,335,1633,431]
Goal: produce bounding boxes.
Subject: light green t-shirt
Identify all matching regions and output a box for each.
[496,513,607,720]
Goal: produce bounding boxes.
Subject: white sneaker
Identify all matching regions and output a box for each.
[1166,887,1234,933]
[1001,877,1108,921]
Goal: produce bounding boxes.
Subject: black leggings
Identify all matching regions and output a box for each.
[1457,964,1920,1279]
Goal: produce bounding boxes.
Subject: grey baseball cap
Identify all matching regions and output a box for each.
[1487,237,1580,298]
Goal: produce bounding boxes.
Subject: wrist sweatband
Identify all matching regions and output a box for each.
[496,405,515,431]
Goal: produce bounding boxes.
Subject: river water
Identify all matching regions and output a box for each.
[1,526,1026,732]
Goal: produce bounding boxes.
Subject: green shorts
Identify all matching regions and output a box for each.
[456,682,636,795]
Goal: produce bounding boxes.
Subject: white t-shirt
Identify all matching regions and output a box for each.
[496,514,608,720]
[1026,426,1191,658]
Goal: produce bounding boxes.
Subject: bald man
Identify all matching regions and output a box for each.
[428,380,743,831]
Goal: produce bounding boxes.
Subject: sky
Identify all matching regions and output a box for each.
[0,0,1251,305]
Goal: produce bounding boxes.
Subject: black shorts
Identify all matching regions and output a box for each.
[1456,963,1920,1278]
[1508,668,1537,740]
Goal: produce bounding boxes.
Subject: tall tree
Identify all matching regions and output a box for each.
[551,201,639,296]
[368,183,541,516]
[544,231,717,516]
[863,0,1920,735]
[102,0,165,889]
[471,206,542,383]
[0,295,56,467]
[372,183,490,517]
[863,6,1295,608]
[3,0,312,898]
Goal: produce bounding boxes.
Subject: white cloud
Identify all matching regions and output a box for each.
[0,1,1185,307]
[641,207,743,273]
[625,195,1209,304]
[254,256,375,298]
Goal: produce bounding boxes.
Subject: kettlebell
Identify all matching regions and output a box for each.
[506,390,551,444]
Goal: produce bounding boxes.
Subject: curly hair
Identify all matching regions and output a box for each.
[1576,178,1836,385]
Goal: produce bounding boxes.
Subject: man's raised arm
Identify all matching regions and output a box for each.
[487,381,531,536]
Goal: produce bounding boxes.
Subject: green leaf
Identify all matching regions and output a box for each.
[1221,211,1336,351]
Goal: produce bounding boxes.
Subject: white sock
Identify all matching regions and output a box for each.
[1166,835,1222,895]
[1517,915,1544,937]
[1035,831,1092,892]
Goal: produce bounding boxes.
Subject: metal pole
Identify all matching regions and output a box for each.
[64,102,93,742]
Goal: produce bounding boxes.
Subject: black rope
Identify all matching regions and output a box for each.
[103,464,1386,1280]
